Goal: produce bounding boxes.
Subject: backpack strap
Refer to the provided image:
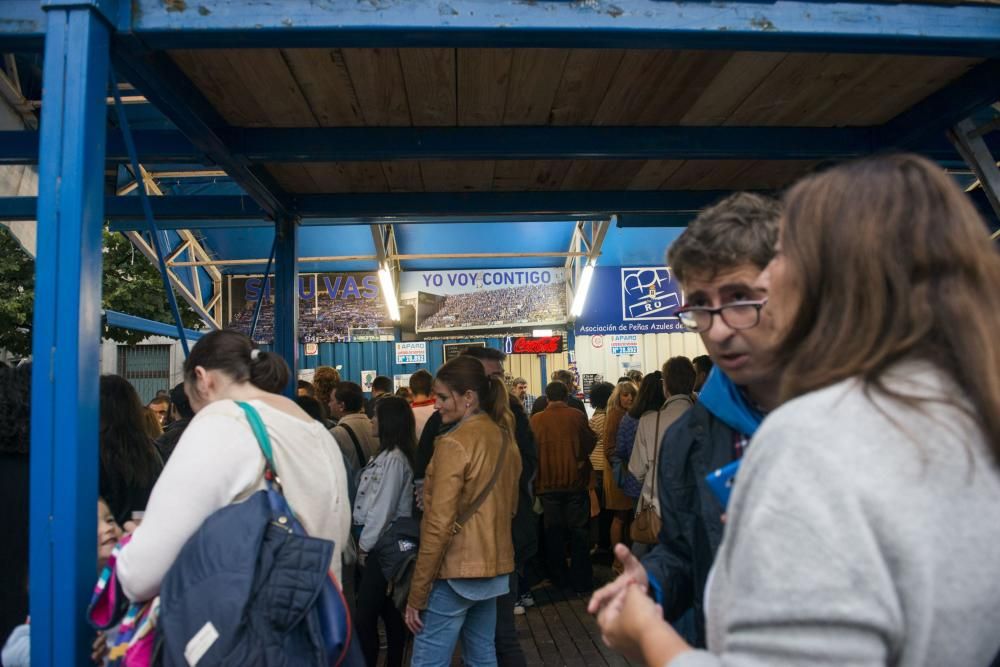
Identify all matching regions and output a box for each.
[452,433,510,535]
[338,422,368,468]
[235,401,293,504]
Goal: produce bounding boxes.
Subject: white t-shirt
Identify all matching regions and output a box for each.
[116,399,351,601]
[411,400,437,441]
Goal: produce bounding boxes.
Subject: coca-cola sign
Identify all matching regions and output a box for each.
[506,335,564,354]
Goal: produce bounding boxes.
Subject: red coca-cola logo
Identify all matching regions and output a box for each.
[512,336,563,354]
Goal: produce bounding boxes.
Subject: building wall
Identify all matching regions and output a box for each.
[99,336,187,397]
[572,332,707,384]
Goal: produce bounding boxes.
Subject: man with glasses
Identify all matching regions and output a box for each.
[588,192,782,649]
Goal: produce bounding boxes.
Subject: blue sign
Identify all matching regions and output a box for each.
[574,266,686,336]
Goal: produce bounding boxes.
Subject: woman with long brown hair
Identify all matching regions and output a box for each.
[595,154,1000,665]
[603,381,639,558]
[99,375,164,526]
[405,356,522,666]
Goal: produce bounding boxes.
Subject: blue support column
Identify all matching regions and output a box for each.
[539,355,548,397]
[273,217,299,396]
[30,3,113,665]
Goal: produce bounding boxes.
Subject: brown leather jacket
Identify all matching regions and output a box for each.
[408,413,522,610]
[531,401,597,494]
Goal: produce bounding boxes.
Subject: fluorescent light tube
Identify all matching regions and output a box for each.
[570,262,595,318]
[378,266,401,321]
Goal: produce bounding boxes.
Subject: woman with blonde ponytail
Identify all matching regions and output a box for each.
[405,356,522,667]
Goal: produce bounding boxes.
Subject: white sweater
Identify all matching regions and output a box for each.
[117,399,351,601]
[672,363,1000,667]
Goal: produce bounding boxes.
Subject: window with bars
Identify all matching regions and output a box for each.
[116,344,171,405]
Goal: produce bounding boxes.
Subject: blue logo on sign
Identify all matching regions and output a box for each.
[621,268,681,321]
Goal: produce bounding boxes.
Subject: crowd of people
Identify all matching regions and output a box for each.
[1,153,999,666]
[418,283,565,330]
[227,294,389,343]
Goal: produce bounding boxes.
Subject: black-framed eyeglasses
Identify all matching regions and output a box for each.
[674,299,767,333]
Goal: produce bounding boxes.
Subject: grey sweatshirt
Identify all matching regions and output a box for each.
[673,362,1000,667]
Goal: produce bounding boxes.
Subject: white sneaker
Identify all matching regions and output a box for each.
[513,603,526,616]
[518,593,536,608]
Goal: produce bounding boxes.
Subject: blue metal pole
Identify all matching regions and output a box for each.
[250,237,277,341]
[30,3,113,665]
[273,217,299,396]
[110,69,190,357]
[539,354,548,398]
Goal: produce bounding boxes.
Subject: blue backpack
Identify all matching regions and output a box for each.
[156,401,363,666]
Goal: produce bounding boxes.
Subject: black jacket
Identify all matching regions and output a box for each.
[155,418,190,464]
[415,397,539,564]
[641,401,737,648]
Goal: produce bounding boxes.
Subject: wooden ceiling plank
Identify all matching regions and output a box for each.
[382,160,425,192]
[819,55,982,125]
[400,48,458,126]
[628,160,685,190]
[724,53,832,127]
[420,160,496,191]
[219,49,318,127]
[662,160,754,190]
[281,49,365,127]
[492,160,573,191]
[592,51,687,126]
[457,48,514,126]
[681,52,787,126]
[503,48,571,125]
[342,48,412,126]
[170,49,265,127]
[634,51,735,126]
[549,49,626,125]
[560,160,647,191]
[265,163,324,194]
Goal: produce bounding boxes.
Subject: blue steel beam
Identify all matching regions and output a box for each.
[6,0,1000,56]
[0,191,746,223]
[109,213,608,231]
[29,3,111,665]
[110,39,296,222]
[104,310,205,341]
[0,195,269,221]
[273,217,299,395]
[2,125,999,166]
[293,191,759,219]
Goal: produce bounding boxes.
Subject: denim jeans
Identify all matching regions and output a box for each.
[410,580,501,667]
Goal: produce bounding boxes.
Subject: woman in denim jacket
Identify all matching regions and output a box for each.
[353,396,415,667]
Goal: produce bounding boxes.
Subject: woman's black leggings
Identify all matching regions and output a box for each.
[356,556,409,667]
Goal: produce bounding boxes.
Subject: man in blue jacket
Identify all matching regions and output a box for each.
[588,192,782,648]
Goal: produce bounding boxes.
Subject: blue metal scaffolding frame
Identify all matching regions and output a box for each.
[29,3,111,664]
[7,0,999,662]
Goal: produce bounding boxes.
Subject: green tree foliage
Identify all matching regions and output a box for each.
[0,226,36,356]
[0,225,202,354]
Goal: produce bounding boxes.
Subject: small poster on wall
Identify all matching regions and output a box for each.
[393,374,412,392]
[444,341,486,362]
[360,370,377,392]
[395,342,427,364]
[610,334,639,356]
[581,373,603,398]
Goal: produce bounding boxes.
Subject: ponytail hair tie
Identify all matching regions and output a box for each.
[250,349,261,362]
